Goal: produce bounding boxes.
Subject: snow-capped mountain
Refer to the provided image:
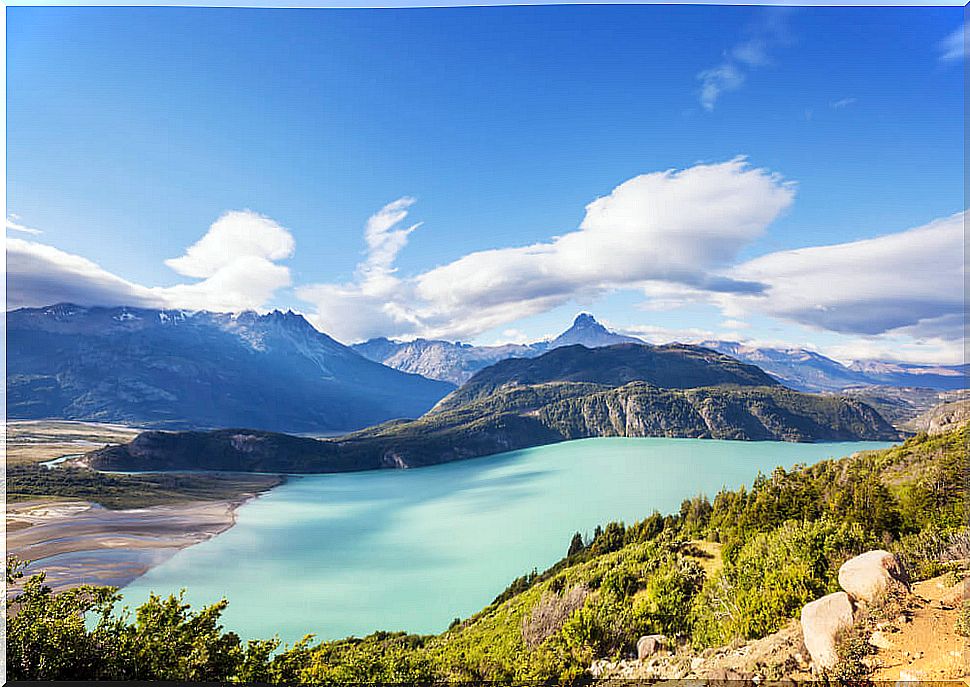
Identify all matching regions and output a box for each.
[697,340,966,392]
[352,313,645,384]
[7,304,454,433]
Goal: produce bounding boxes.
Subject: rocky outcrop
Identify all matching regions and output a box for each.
[837,550,910,603]
[925,399,970,436]
[800,591,855,671]
[800,549,914,673]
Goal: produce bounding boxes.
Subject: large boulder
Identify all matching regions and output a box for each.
[838,550,910,603]
[636,634,667,659]
[800,591,854,671]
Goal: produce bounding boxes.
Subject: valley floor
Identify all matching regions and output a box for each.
[5,420,282,590]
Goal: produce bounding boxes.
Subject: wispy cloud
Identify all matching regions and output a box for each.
[830,97,857,109]
[939,22,967,62]
[6,213,43,235]
[696,10,792,111]
[7,210,295,312]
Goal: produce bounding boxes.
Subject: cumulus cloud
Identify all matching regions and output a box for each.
[722,211,965,340]
[697,10,791,110]
[939,22,967,62]
[6,213,43,235]
[298,159,795,342]
[7,210,294,312]
[164,210,294,278]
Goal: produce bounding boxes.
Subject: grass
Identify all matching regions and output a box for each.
[7,465,284,509]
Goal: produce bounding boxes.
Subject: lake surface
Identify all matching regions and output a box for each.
[120,437,889,643]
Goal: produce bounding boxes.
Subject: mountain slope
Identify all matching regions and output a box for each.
[352,313,643,384]
[435,343,780,411]
[87,344,898,474]
[7,304,454,433]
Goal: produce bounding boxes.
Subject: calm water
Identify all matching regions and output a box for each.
[120,437,888,643]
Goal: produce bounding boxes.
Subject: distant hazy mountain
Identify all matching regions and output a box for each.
[697,340,966,393]
[846,360,968,391]
[697,340,868,391]
[7,304,454,433]
[351,338,535,386]
[89,342,898,474]
[352,313,644,384]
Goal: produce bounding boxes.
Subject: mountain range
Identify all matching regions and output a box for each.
[354,314,964,393]
[87,342,899,474]
[9,305,961,438]
[351,313,641,385]
[698,340,967,392]
[6,304,453,433]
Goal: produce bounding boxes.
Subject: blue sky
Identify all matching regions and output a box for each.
[6,5,966,363]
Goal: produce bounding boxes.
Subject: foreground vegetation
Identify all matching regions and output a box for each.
[8,427,967,682]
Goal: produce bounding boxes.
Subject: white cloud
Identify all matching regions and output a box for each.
[823,335,964,367]
[7,210,294,312]
[830,97,857,110]
[723,211,965,340]
[696,11,791,110]
[721,319,751,330]
[939,23,967,62]
[298,159,795,342]
[698,63,745,111]
[6,213,43,235]
[7,238,163,309]
[164,210,294,278]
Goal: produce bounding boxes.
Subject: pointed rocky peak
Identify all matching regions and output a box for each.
[550,313,644,349]
[572,312,600,327]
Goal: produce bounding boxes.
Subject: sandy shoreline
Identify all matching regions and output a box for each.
[6,494,257,591]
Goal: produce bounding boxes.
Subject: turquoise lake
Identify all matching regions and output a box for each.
[120,437,889,643]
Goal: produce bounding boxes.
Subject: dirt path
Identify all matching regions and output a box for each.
[868,574,969,680]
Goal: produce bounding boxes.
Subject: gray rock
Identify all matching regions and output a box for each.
[838,550,910,603]
[800,591,855,671]
[636,634,667,660]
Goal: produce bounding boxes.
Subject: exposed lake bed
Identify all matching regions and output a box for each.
[117,436,890,644]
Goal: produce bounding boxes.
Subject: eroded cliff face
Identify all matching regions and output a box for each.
[533,383,899,442]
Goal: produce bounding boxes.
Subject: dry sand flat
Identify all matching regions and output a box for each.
[7,499,241,590]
